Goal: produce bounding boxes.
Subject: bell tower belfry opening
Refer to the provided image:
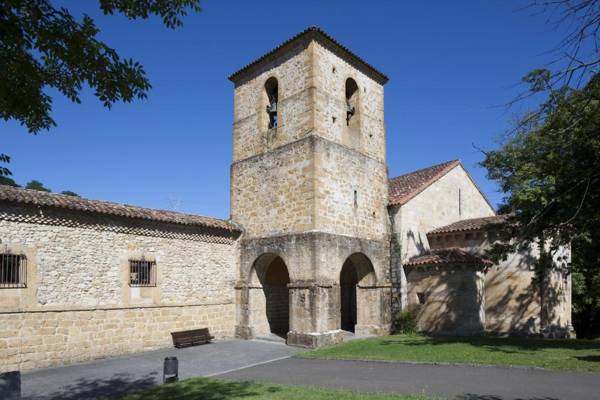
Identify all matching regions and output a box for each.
[230,27,392,347]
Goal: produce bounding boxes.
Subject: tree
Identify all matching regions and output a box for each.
[0,175,20,187]
[60,190,79,197]
[0,0,202,174]
[482,0,600,336]
[25,179,51,192]
[482,72,600,253]
[528,0,600,88]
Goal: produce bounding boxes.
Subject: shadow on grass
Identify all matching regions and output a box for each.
[124,378,280,400]
[379,335,600,353]
[575,355,600,363]
[42,372,159,400]
[457,395,559,400]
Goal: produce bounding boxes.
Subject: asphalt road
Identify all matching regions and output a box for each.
[12,340,600,400]
[217,357,600,400]
[19,339,302,400]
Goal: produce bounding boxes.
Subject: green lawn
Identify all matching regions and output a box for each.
[120,377,435,400]
[298,334,600,373]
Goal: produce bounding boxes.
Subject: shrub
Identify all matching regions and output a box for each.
[394,309,418,334]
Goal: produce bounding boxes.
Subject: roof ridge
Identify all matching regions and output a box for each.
[228,26,388,85]
[0,184,239,232]
[388,160,461,206]
[428,214,510,235]
[389,159,459,182]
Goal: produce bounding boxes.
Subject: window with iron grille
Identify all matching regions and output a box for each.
[129,259,156,287]
[0,253,27,288]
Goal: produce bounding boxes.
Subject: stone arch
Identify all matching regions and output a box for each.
[247,253,290,338]
[339,252,377,333]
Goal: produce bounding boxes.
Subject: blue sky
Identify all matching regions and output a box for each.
[2,1,568,219]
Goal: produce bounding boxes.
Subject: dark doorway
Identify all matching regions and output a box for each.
[263,257,290,337]
[340,259,358,332]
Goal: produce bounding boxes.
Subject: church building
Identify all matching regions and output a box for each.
[0,27,572,372]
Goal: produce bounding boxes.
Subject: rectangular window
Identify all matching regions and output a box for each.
[416,292,427,305]
[0,253,27,288]
[129,259,156,287]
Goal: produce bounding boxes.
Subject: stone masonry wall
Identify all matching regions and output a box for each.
[389,165,495,312]
[314,137,388,241]
[231,38,388,242]
[231,137,315,238]
[0,304,234,373]
[232,39,313,163]
[0,205,237,371]
[312,41,386,163]
[405,265,486,335]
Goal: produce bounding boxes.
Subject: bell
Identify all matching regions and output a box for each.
[346,104,355,115]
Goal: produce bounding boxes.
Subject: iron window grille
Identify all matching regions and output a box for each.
[0,253,27,288]
[129,259,156,287]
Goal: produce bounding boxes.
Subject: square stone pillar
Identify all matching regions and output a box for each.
[287,281,344,348]
[355,285,392,336]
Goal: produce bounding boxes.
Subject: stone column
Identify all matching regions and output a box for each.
[234,284,270,339]
[355,285,392,335]
[286,280,344,348]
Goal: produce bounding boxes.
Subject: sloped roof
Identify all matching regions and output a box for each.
[404,248,492,267]
[428,214,510,235]
[228,26,389,85]
[389,160,460,206]
[0,185,240,232]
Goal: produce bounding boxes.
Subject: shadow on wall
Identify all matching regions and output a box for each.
[406,230,427,256]
[485,249,571,337]
[485,252,540,335]
[407,268,483,335]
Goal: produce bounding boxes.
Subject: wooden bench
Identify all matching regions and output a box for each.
[171,328,214,348]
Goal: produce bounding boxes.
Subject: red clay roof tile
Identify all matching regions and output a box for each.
[0,185,240,232]
[404,248,492,267]
[388,160,460,206]
[428,214,510,235]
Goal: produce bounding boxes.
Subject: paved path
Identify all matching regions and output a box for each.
[17,341,600,400]
[21,339,302,400]
[216,357,600,400]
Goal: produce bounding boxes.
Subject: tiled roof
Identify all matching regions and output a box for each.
[228,26,389,85]
[0,185,240,232]
[428,214,510,235]
[389,160,460,206]
[404,248,492,267]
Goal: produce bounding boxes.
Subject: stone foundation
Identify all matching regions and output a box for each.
[287,330,345,348]
[0,303,234,373]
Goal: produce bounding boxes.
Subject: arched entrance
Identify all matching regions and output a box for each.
[248,253,290,338]
[263,257,290,336]
[339,253,376,333]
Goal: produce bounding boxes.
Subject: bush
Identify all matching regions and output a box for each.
[394,310,418,334]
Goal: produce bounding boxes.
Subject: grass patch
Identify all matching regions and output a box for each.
[120,377,434,400]
[298,334,600,373]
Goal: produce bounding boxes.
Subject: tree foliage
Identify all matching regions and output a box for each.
[483,0,600,336]
[482,71,600,256]
[1,0,201,133]
[0,0,201,174]
[24,179,51,192]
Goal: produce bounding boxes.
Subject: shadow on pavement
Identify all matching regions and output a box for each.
[28,372,159,400]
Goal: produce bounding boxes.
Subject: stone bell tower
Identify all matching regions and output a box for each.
[230,27,391,347]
